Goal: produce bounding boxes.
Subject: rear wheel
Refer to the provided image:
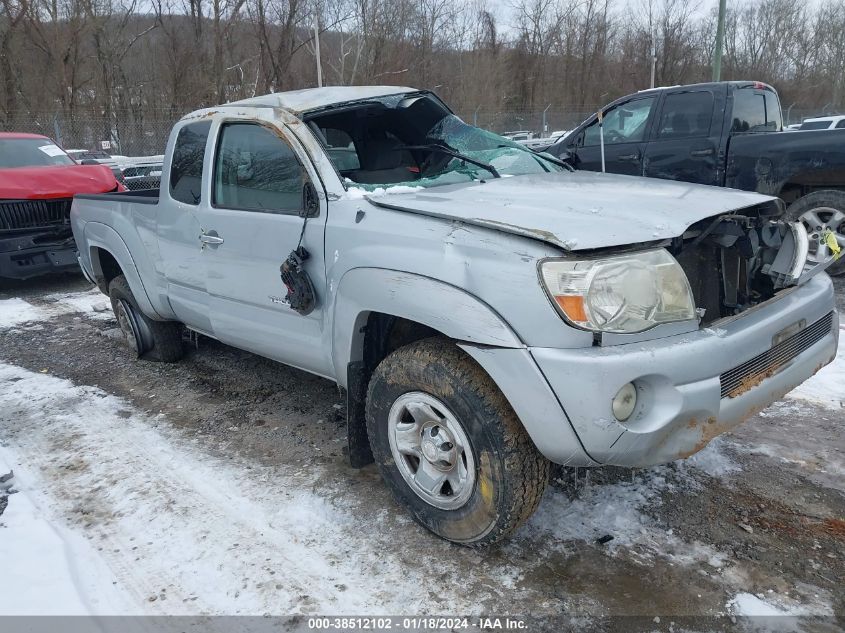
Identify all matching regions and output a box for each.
[365,337,550,545]
[108,275,184,362]
[785,190,845,276]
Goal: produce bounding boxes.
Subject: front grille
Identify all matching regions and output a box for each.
[0,198,72,231]
[720,312,834,398]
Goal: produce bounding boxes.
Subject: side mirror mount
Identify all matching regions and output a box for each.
[301,180,319,218]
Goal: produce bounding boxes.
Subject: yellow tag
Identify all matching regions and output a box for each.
[823,229,842,260]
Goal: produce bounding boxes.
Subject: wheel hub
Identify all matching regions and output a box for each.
[115,299,141,354]
[387,392,476,510]
[799,206,845,263]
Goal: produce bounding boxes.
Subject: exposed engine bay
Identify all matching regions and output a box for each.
[672,204,835,326]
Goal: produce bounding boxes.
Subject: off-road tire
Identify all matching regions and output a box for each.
[108,275,184,362]
[785,189,845,276]
[365,337,550,546]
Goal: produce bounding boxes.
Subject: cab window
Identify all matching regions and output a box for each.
[213,123,304,214]
[731,87,780,133]
[656,92,714,139]
[583,97,655,146]
[170,121,210,205]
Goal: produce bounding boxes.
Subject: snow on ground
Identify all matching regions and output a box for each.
[0,461,138,615]
[0,288,111,330]
[0,298,48,330]
[526,462,728,570]
[44,288,113,320]
[727,590,834,618]
[0,362,524,615]
[0,359,751,617]
[788,325,845,409]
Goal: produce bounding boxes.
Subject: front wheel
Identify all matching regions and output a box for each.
[785,190,845,276]
[365,338,549,545]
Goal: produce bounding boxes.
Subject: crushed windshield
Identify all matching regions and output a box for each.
[0,139,75,168]
[306,95,563,193]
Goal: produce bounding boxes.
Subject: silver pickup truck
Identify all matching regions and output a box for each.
[71,86,839,545]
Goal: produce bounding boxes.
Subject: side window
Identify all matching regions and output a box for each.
[656,92,714,139]
[583,97,655,146]
[170,121,210,205]
[836,120,845,129]
[213,123,304,214]
[731,88,779,133]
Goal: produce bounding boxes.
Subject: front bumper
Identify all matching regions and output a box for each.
[530,274,838,466]
[0,232,79,280]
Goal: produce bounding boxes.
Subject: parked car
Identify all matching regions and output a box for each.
[0,133,121,279]
[120,161,163,191]
[502,130,534,141]
[71,87,839,545]
[545,81,845,275]
[798,115,845,131]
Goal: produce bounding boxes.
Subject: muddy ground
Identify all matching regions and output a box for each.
[0,274,843,632]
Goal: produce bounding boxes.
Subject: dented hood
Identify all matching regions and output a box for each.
[366,170,777,251]
[0,164,118,200]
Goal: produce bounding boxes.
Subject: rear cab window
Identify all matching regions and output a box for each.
[731,86,782,133]
[655,92,714,139]
[170,121,211,205]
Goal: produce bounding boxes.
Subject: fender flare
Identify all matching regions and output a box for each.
[84,221,162,319]
[331,268,522,385]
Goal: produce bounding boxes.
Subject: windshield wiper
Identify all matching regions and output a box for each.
[401,143,501,179]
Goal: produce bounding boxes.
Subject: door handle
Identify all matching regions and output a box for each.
[618,153,640,161]
[690,148,714,157]
[199,232,224,245]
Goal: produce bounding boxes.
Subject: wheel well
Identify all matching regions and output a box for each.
[362,313,440,374]
[345,312,442,468]
[778,182,845,207]
[91,247,123,294]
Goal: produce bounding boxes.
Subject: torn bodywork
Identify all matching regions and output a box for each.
[672,204,840,327]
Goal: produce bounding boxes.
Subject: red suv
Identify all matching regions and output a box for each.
[0,133,121,279]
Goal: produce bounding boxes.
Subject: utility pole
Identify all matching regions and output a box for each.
[649,2,656,89]
[650,28,657,89]
[712,0,726,82]
[314,12,323,88]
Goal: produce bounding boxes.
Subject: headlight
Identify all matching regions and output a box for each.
[540,248,696,333]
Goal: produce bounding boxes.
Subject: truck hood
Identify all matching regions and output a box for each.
[365,171,777,251]
[0,164,118,200]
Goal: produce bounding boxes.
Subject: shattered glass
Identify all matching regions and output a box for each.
[310,92,564,193]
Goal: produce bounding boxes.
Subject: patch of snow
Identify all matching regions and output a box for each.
[787,327,845,410]
[346,185,424,199]
[0,289,113,331]
[728,593,790,616]
[526,468,728,569]
[0,362,523,615]
[683,437,741,477]
[44,288,112,321]
[0,298,47,329]
[0,457,138,615]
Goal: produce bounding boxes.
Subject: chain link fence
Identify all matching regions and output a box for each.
[4,104,835,160]
[5,107,600,157]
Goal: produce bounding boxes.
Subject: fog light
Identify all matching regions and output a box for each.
[612,383,637,422]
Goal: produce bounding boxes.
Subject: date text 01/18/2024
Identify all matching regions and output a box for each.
[307,617,528,630]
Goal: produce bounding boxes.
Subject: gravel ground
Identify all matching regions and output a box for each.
[0,273,843,630]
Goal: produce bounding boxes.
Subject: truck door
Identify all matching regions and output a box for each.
[563,95,657,176]
[196,120,331,376]
[643,89,721,186]
[158,120,214,334]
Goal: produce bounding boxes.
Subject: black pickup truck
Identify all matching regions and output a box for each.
[547,81,845,275]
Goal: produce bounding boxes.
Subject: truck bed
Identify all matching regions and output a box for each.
[75,188,159,205]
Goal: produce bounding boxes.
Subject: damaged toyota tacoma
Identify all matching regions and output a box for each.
[70,87,840,545]
[1,132,121,279]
